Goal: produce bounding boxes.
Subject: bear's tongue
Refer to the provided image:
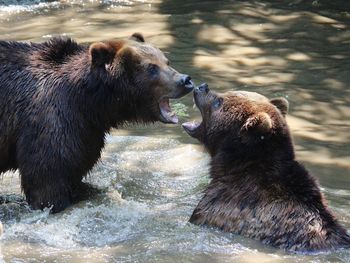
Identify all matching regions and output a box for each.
[159,97,178,124]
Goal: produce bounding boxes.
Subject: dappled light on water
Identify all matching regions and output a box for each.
[0,0,349,262]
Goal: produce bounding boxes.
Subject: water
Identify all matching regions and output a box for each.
[0,0,349,262]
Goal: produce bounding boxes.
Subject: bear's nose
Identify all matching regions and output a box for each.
[198,83,209,93]
[181,75,192,86]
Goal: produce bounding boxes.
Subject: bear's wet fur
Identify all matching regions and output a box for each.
[183,84,350,252]
[0,33,194,213]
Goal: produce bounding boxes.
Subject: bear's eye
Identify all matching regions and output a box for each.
[148,64,159,76]
[212,98,223,109]
[166,60,170,66]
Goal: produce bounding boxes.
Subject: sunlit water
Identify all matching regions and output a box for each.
[0,0,349,262]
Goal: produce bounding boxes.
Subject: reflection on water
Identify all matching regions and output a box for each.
[0,0,349,262]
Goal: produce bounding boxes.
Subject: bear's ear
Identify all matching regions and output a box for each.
[117,46,142,68]
[129,32,145,43]
[89,42,116,67]
[270,97,289,117]
[241,112,273,135]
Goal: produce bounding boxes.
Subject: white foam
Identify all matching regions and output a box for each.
[2,194,149,248]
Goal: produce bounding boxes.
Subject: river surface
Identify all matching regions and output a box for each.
[0,0,350,262]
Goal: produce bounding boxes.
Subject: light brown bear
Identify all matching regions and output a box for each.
[182,83,350,252]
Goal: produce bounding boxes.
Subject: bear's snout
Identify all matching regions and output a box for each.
[193,83,211,110]
[196,83,209,94]
[177,74,194,91]
[180,75,193,88]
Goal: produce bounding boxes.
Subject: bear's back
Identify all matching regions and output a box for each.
[0,38,88,137]
[190,160,350,252]
[0,38,84,64]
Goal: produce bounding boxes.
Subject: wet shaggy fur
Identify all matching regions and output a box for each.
[184,87,350,252]
[0,34,192,213]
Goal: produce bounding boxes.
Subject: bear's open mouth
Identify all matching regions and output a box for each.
[181,88,203,135]
[182,120,201,135]
[159,97,178,124]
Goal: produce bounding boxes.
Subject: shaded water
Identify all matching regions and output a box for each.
[0,0,350,262]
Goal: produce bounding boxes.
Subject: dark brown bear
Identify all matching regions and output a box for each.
[182,84,350,252]
[0,33,194,213]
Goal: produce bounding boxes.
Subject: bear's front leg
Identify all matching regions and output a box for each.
[16,125,90,213]
[20,169,75,213]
